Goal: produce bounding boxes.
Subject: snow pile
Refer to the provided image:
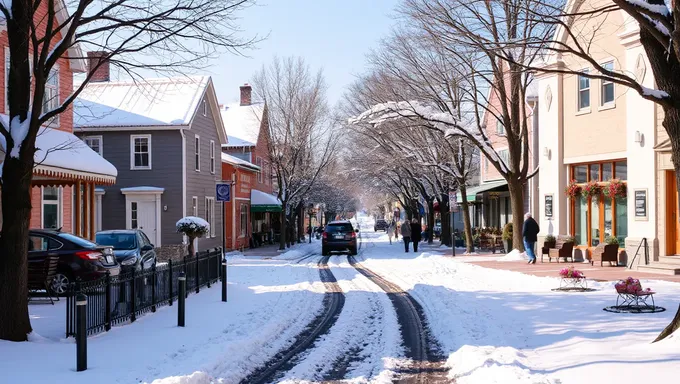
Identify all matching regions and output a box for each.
[447,345,554,384]
[148,371,212,384]
[497,249,527,261]
[176,216,210,236]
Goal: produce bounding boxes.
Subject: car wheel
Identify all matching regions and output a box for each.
[350,247,357,256]
[322,247,329,256]
[51,273,71,296]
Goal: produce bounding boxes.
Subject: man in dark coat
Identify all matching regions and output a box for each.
[522,212,540,264]
[410,218,422,252]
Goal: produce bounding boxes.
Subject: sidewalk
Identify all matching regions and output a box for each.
[467,259,680,283]
[241,240,319,258]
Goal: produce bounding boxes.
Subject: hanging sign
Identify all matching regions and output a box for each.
[216,183,231,202]
[634,189,647,220]
[545,195,553,218]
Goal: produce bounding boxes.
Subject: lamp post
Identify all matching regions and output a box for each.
[307,203,314,243]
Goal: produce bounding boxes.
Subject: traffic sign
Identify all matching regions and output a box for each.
[216,184,231,202]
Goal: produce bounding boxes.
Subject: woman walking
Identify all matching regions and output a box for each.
[410,218,422,253]
[387,220,396,244]
[401,219,412,252]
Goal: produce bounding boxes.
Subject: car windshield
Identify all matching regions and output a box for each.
[326,224,353,233]
[57,233,98,248]
[95,233,137,250]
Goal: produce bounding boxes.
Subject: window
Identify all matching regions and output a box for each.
[601,62,615,106]
[192,196,198,216]
[256,157,263,183]
[130,135,151,170]
[202,100,207,116]
[484,157,489,172]
[43,67,59,126]
[205,197,215,238]
[131,202,138,229]
[84,136,103,156]
[42,186,61,229]
[264,161,270,185]
[498,149,509,165]
[240,203,248,237]
[496,116,505,135]
[194,135,200,172]
[578,70,590,110]
[210,140,216,174]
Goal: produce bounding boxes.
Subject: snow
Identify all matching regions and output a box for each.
[120,186,165,193]
[251,188,282,206]
[176,216,210,234]
[221,152,260,170]
[74,76,209,128]
[641,85,670,99]
[220,103,264,147]
[625,0,671,16]
[497,248,528,261]
[3,113,30,158]
[0,0,12,18]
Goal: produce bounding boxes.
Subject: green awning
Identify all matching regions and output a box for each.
[456,180,508,203]
[251,204,282,213]
[250,189,282,213]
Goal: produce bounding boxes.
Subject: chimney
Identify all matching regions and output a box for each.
[240,83,252,106]
[87,51,110,82]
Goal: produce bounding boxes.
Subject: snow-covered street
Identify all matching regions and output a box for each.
[2,214,680,383]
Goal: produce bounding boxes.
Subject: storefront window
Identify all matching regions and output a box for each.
[589,164,600,181]
[591,196,600,246]
[574,165,587,182]
[603,163,613,180]
[575,196,587,245]
[615,161,627,180]
[616,197,628,244]
[604,197,613,238]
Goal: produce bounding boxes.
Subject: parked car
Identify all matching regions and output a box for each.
[322,220,358,256]
[374,219,388,232]
[95,229,157,273]
[28,229,120,295]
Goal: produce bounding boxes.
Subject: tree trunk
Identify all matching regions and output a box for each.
[279,201,287,250]
[654,304,680,342]
[0,159,35,341]
[440,196,451,247]
[187,235,196,256]
[508,178,525,252]
[427,199,435,244]
[459,184,474,253]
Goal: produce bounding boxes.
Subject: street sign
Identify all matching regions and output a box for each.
[449,191,457,213]
[216,183,231,202]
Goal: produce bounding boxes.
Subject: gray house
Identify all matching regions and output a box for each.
[74,75,226,257]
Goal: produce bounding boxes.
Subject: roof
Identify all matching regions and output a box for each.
[221,152,260,171]
[0,118,117,184]
[220,103,264,147]
[74,76,210,128]
[251,189,281,206]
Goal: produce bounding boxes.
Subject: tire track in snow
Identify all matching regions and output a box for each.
[348,256,448,384]
[239,255,345,384]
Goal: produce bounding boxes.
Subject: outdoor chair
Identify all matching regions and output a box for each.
[591,243,619,267]
[27,255,59,304]
[541,239,556,261]
[545,236,574,263]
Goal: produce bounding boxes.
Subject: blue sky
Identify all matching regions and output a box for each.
[206,0,400,107]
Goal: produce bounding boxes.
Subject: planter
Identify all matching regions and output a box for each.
[543,240,556,249]
[503,239,512,253]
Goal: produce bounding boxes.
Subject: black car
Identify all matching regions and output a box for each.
[374,219,388,232]
[322,220,358,256]
[28,229,120,295]
[95,230,157,273]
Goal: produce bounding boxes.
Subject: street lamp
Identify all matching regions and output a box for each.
[307,203,315,243]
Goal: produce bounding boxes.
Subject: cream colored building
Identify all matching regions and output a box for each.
[537,0,678,273]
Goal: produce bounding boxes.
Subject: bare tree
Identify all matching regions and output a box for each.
[253,57,338,250]
[0,0,257,342]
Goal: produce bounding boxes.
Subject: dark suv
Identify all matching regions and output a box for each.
[95,230,157,273]
[322,220,358,256]
[374,219,388,232]
[28,229,120,294]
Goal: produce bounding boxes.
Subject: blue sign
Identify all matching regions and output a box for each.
[216,184,231,202]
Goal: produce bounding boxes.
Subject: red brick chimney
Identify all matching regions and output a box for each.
[87,51,110,82]
[240,83,252,106]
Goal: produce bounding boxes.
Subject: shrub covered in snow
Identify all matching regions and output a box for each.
[176,216,210,256]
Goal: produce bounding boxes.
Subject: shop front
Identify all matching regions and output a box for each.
[250,189,282,245]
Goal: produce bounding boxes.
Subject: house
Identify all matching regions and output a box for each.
[220,84,281,246]
[221,152,259,250]
[535,0,678,272]
[0,6,117,238]
[74,66,226,259]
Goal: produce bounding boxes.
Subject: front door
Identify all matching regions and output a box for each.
[130,200,157,244]
[666,171,680,254]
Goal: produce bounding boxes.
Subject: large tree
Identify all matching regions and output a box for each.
[0,0,256,342]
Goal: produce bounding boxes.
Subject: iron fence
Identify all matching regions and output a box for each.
[66,247,223,337]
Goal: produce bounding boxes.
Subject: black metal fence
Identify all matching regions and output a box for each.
[66,247,223,337]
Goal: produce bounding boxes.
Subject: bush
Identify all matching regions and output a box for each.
[502,222,513,240]
[605,236,620,246]
[564,235,576,243]
[545,234,556,243]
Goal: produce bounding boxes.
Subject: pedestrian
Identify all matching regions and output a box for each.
[411,218,422,253]
[387,220,396,244]
[401,218,412,252]
[522,212,540,264]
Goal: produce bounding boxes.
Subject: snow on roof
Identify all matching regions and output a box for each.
[221,103,264,147]
[251,189,281,206]
[526,79,539,99]
[221,152,260,171]
[74,76,209,128]
[0,120,117,181]
[120,186,165,194]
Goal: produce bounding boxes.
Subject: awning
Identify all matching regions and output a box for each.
[0,123,117,185]
[456,180,508,203]
[250,189,282,213]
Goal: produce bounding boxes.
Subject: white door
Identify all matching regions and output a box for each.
[131,200,157,243]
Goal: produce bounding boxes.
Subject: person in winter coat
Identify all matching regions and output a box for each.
[410,218,422,252]
[522,212,540,264]
[387,220,396,244]
[401,219,412,252]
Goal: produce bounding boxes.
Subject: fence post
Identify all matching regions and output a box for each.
[195,251,200,294]
[222,257,227,302]
[105,271,111,331]
[168,259,173,306]
[76,292,88,372]
[178,272,186,327]
[130,269,137,322]
[151,263,157,313]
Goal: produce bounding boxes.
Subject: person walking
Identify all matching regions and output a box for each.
[410,218,422,253]
[522,212,540,264]
[387,220,396,244]
[401,218,412,252]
